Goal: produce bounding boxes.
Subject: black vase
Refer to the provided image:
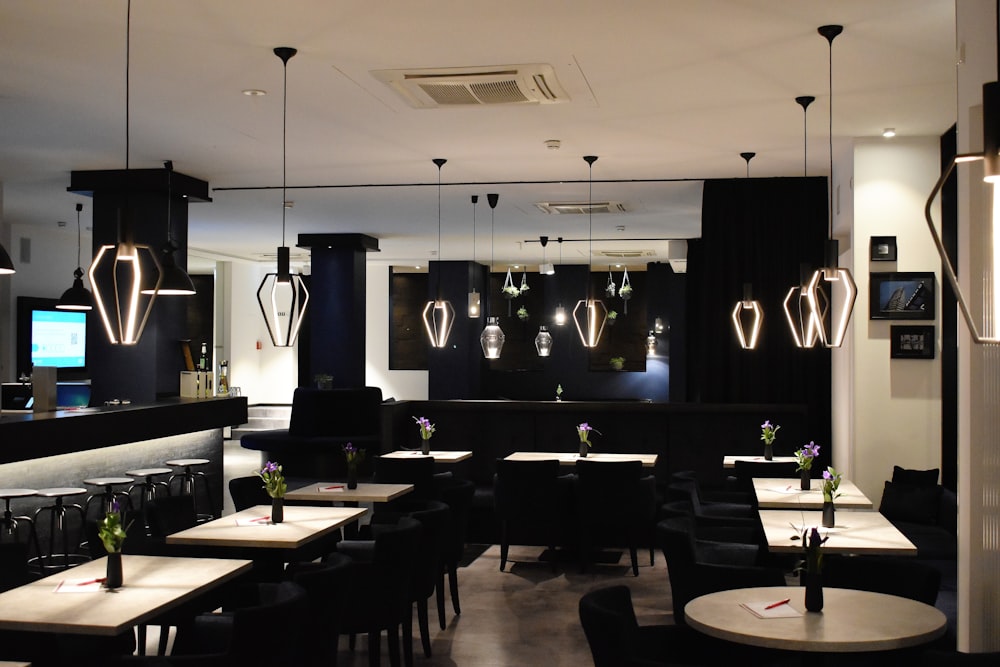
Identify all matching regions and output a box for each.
[347,465,358,490]
[764,444,773,461]
[579,442,589,457]
[271,497,284,524]
[822,501,835,528]
[800,469,811,491]
[802,572,824,612]
[422,440,431,456]
[105,552,123,589]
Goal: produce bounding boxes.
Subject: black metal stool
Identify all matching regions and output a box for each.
[0,488,42,561]
[83,476,135,521]
[125,467,172,525]
[29,487,88,573]
[166,458,214,521]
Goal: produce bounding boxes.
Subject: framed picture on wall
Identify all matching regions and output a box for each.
[870,236,897,262]
[891,325,935,359]
[869,272,935,320]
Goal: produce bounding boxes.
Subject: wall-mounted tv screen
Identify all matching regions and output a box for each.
[31,309,86,368]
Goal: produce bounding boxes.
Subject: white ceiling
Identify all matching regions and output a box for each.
[0,0,957,273]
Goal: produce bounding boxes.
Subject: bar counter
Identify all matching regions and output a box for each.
[0,396,247,523]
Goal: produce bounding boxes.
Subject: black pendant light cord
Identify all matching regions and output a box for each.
[584,156,597,301]
[75,203,83,270]
[125,0,130,175]
[281,51,288,247]
[820,25,843,242]
[487,193,499,317]
[433,158,446,298]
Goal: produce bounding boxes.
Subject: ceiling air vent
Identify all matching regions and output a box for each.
[535,201,628,215]
[371,64,569,108]
[598,249,656,259]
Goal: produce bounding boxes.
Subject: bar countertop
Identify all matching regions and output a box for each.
[0,396,247,464]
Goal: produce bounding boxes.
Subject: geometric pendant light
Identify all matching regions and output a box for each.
[257,46,309,348]
[782,95,824,348]
[732,152,761,349]
[573,155,607,348]
[56,203,94,310]
[423,158,454,347]
[89,0,161,345]
[806,24,857,349]
[923,81,1000,344]
[480,193,505,359]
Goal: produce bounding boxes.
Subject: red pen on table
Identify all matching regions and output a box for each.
[77,577,107,586]
[765,598,790,610]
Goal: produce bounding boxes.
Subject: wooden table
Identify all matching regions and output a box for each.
[752,478,873,510]
[0,554,251,636]
[381,450,472,462]
[285,481,414,504]
[166,505,366,550]
[758,509,917,556]
[723,455,798,468]
[505,452,659,467]
[684,586,946,653]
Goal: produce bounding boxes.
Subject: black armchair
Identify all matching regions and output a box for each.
[373,455,439,506]
[228,476,270,513]
[493,457,569,572]
[284,552,354,666]
[575,459,656,576]
[436,477,475,624]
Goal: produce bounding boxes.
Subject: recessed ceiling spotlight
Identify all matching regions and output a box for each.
[544,139,561,150]
[242,89,267,96]
[283,200,294,209]
[882,128,896,138]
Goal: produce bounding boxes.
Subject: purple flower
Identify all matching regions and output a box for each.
[111,499,120,514]
[761,420,772,429]
[262,461,278,473]
[823,469,833,481]
[344,443,356,454]
[578,423,592,433]
[413,416,436,439]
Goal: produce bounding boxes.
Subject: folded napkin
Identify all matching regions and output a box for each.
[739,600,803,619]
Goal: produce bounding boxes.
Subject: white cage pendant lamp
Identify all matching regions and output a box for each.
[619,266,632,313]
[573,155,607,348]
[480,193,505,358]
[57,203,94,311]
[257,46,309,348]
[89,0,161,345]
[806,25,857,349]
[924,81,1000,344]
[468,195,481,318]
[732,283,764,350]
[423,158,455,348]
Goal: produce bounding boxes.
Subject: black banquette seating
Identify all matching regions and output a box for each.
[240,387,383,479]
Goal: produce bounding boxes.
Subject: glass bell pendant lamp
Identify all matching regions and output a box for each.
[535,325,553,357]
[423,158,454,348]
[468,195,481,318]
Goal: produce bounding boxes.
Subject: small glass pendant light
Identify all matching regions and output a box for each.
[481,317,505,359]
[535,326,553,357]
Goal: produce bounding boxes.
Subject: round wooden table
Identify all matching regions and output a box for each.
[684,586,947,653]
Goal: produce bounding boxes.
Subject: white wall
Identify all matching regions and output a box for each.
[364,263,428,401]
[848,137,943,503]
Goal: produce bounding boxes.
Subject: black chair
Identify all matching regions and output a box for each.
[823,555,942,605]
[575,459,655,576]
[657,517,785,625]
[437,477,475,625]
[373,455,439,506]
[337,515,422,667]
[172,581,310,667]
[493,458,567,572]
[228,476,270,512]
[579,585,701,667]
[920,650,1000,665]
[666,478,756,519]
[0,541,30,593]
[284,552,354,666]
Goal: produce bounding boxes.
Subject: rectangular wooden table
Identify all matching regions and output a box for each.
[505,451,659,467]
[752,478,873,510]
[723,455,798,468]
[758,509,917,556]
[166,505,366,550]
[381,450,473,462]
[0,554,251,636]
[286,481,414,504]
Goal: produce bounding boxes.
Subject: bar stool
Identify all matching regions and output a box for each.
[166,458,214,521]
[126,467,173,533]
[0,488,41,560]
[83,476,135,521]
[30,487,88,573]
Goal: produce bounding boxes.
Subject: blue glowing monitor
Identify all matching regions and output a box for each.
[31,309,86,369]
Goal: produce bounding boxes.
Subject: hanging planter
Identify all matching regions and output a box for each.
[519,269,530,295]
[619,268,633,313]
[605,269,617,298]
[501,267,519,315]
[517,306,530,322]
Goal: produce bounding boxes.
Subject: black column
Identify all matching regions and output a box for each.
[297,233,378,389]
[68,168,209,404]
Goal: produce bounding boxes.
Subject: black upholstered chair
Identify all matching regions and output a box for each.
[284,552,354,666]
[373,455,439,506]
[657,516,785,625]
[228,476,270,513]
[493,457,567,572]
[172,581,310,667]
[579,585,701,667]
[575,459,655,576]
[823,555,942,605]
[436,477,475,624]
[337,515,422,667]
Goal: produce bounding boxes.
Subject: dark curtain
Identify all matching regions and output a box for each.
[687,177,830,439]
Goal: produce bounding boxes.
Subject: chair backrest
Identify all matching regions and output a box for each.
[493,458,562,519]
[576,459,644,526]
[437,478,476,563]
[225,581,311,667]
[285,553,354,662]
[0,541,29,593]
[228,476,270,512]
[146,495,198,538]
[374,455,437,502]
[578,585,641,667]
[401,500,452,599]
[287,386,383,438]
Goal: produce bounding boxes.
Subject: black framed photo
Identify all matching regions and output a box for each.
[869,272,935,320]
[891,325,936,359]
[870,236,897,262]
